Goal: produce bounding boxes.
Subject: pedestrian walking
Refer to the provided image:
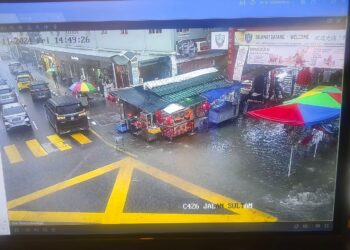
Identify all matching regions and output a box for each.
[52,71,59,88]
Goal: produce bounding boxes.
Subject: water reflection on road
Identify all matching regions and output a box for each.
[115,116,338,221]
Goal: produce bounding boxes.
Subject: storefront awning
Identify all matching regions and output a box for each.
[28,44,127,63]
[176,50,227,64]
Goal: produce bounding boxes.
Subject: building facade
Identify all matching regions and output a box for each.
[9,28,227,90]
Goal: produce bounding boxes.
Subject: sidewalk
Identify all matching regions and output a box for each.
[25,64,65,97]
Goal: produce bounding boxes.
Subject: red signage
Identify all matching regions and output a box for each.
[226,28,235,81]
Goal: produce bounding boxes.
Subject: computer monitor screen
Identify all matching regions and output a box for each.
[0,0,348,236]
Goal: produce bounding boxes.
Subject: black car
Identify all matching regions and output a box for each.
[44,96,89,135]
[30,81,51,100]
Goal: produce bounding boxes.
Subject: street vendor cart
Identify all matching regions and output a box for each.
[156,103,195,140]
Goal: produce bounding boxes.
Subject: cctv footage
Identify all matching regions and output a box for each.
[0,26,345,234]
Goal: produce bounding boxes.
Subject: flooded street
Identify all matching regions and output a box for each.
[108,114,338,221]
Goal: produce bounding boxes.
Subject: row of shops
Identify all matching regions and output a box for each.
[13,42,226,95]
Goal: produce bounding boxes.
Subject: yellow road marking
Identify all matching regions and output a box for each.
[104,161,134,223]
[25,139,48,158]
[71,133,92,145]
[89,128,138,158]
[130,158,277,222]
[7,159,130,209]
[47,134,72,151]
[3,145,23,164]
[7,157,277,223]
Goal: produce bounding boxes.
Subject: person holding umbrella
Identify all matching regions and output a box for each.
[69,80,97,108]
[47,66,59,88]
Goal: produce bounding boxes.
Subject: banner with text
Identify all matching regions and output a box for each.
[235,30,346,47]
[247,46,345,69]
[232,46,248,81]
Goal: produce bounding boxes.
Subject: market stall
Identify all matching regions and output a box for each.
[201,84,241,124]
[112,86,168,141]
[177,95,210,131]
[155,104,195,140]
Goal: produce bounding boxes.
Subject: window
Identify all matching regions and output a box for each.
[149,29,162,34]
[3,106,24,116]
[57,104,83,115]
[177,28,190,33]
[0,88,11,94]
[120,29,128,35]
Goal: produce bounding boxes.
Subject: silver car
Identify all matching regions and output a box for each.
[0,84,17,105]
[0,79,7,86]
[2,102,32,132]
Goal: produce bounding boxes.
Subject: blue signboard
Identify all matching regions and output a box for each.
[0,0,348,24]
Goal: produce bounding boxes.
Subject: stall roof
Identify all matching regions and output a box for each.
[162,80,233,103]
[163,103,185,114]
[112,85,169,113]
[178,95,206,107]
[144,68,223,96]
[201,84,241,103]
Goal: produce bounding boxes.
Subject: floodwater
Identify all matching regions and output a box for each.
[112,114,338,221]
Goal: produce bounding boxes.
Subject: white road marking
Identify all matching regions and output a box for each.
[32,120,38,130]
[41,143,59,154]
[91,121,97,125]
[0,152,10,235]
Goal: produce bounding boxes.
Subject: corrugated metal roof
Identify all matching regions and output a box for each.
[161,80,232,103]
[150,72,224,97]
[112,86,169,113]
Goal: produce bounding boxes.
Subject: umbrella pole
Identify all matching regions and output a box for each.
[288,145,294,177]
[314,142,318,158]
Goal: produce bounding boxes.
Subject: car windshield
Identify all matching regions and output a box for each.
[3,106,24,116]
[57,104,83,114]
[0,88,11,94]
[18,77,30,82]
[31,84,47,90]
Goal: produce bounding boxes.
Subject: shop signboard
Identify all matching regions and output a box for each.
[247,45,345,69]
[232,46,248,81]
[211,31,229,50]
[235,30,346,47]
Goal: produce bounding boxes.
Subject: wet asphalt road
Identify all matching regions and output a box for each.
[0,57,339,226]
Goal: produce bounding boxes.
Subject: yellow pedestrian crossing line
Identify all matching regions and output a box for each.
[3,132,94,165]
[25,139,48,158]
[70,133,92,145]
[47,134,72,151]
[3,145,23,164]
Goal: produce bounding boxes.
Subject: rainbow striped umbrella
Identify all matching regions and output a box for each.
[69,81,96,94]
[248,86,341,127]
